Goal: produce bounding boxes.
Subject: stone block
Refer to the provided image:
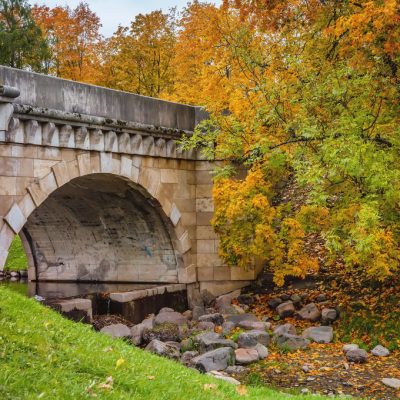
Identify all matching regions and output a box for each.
[59,125,75,148]
[120,156,132,177]
[131,134,143,154]
[178,264,197,284]
[169,203,181,226]
[197,226,217,240]
[0,177,16,195]
[104,131,118,152]
[75,127,89,150]
[161,169,178,183]
[197,239,215,254]
[18,193,36,218]
[66,159,80,180]
[39,172,58,195]
[155,138,167,157]
[197,253,220,268]
[4,203,26,233]
[42,122,59,147]
[49,298,92,323]
[142,136,155,156]
[166,140,176,158]
[77,153,91,176]
[0,222,15,255]
[178,230,191,254]
[6,118,24,143]
[34,159,58,179]
[196,198,214,212]
[0,103,14,131]
[197,267,214,281]
[139,168,160,197]
[197,212,213,226]
[230,267,256,280]
[100,152,113,173]
[52,161,70,187]
[213,266,231,281]
[118,132,131,154]
[196,184,213,198]
[89,129,104,151]
[27,182,47,206]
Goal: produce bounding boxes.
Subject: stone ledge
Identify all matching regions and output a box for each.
[109,284,186,303]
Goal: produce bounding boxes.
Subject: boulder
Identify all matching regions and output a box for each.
[192,305,206,321]
[201,289,216,307]
[268,297,283,309]
[275,334,310,351]
[237,320,268,331]
[302,326,333,344]
[316,294,327,302]
[237,294,254,305]
[235,348,259,364]
[346,349,368,363]
[382,378,400,390]
[290,294,302,306]
[207,371,240,385]
[154,311,187,327]
[181,350,199,366]
[343,343,359,353]
[255,343,268,359]
[100,324,131,339]
[197,321,215,331]
[192,347,235,372]
[195,332,236,353]
[159,307,174,313]
[215,290,241,314]
[142,322,180,343]
[182,310,193,320]
[225,313,259,327]
[297,303,321,322]
[198,313,224,326]
[273,323,296,337]
[130,317,154,345]
[222,321,236,334]
[371,345,390,357]
[276,301,295,318]
[237,330,270,348]
[225,365,246,374]
[321,308,337,324]
[145,339,180,359]
[280,294,291,301]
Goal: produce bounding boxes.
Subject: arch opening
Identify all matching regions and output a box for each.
[23,173,182,283]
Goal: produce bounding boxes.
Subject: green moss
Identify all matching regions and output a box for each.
[0,287,331,400]
[4,235,28,271]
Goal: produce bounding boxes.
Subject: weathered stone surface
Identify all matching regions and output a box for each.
[195,332,236,352]
[225,365,246,374]
[192,347,235,372]
[145,339,180,359]
[382,378,400,389]
[321,308,338,324]
[371,345,390,357]
[225,313,259,327]
[159,307,175,313]
[346,349,368,363]
[297,303,321,322]
[142,322,180,343]
[215,290,241,314]
[154,311,187,327]
[100,324,131,339]
[201,289,216,307]
[268,297,283,309]
[235,348,259,365]
[255,343,268,359]
[276,301,295,318]
[181,350,199,366]
[302,326,333,344]
[275,334,310,351]
[237,320,268,331]
[343,343,359,353]
[198,313,224,326]
[197,321,215,331]
[192,305,206,321]
[237,330,270,348]
[273,323,296,337]
[222,321,235,334]
[290,294,302,306]
[48,298,92,323]
[130,316,154,346]
[237,294,253,305]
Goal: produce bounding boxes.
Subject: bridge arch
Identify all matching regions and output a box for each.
[0,152,193,283]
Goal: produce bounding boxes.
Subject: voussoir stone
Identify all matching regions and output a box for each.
[302,326,333,344]
[346,349,368,363]
[371,345,390,357]
[237,330,270,348]
[100,324,131,339]
[154,311,187,326]
[276,301,295,318]
[192,347,235,372]
[275,334,310,351]
[297,303,321,322]
[235,348,259,365]
[198,313,224,326]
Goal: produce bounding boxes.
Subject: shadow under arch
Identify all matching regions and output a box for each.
[22,173,183,283]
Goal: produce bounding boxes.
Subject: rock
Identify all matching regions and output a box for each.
[165,341,181,351]
[192,347,235,372]
[237,320,268,331]
[100,324,131,339]
[142,323,180,343]
[316,294,327,302]
[237,294,254,305]
[346,349,368,363]
[19,270,28,278]
[302,365,310,373]
[290,294,302,306]
[255,343,268,359]
[215,290,241,314]
[276,301,295,318]
[275,334,310,351]
[343,343,359,353]
[198,313,224,326]
[235,348,259,364]
[297,303,321,322]
[181,350,199,366]
[321,308,338,324]
[273,323,296,337]
[182,310,193,320]
[195,332,236,352]
[302,326,333,344]
[280,294,291,301]
[197,321,215,331]
[268,297,282,309]
[371,345,390,357]
[382,378,400,389]
[192,305,206,321]
[225,365,246,374]
[225,313,259,327]
[222,321,235,334]
[207,371,240,385]
[154,311,187,327]
[10,271,19,278]
[201,289,216,307]
[159,307,175,313]
[145,339,180,359]
[237,330,270,348]
[232,304,246,314]
[130,317,154,345]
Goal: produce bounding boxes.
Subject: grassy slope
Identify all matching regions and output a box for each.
[0,287,331,400]
[4,235,28,271]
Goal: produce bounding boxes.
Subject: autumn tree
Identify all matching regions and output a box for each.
[0,0,49,71]
[100,10,177,97]
[32,2,103,83]
[181,0,400,285]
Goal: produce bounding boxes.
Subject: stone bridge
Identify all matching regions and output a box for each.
[0,67,258,296]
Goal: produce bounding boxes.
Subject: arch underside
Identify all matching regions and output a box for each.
[24,174,181,283]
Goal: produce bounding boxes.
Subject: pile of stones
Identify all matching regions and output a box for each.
[0,270,28,281]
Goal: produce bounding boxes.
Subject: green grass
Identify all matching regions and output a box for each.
[4,235,28,271]
[0,287,332,400]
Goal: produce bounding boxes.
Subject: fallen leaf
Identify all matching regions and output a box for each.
[116,358,126,368]
[236,385,248,396]
[203,383,217,391]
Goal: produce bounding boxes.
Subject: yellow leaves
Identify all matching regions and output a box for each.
[147,376,155,380]
[115,358,126,369]
[203,383,217,391]
[236,385,248,396]
[98,376,113,391]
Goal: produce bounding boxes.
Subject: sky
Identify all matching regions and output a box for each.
[30,0,221,37]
